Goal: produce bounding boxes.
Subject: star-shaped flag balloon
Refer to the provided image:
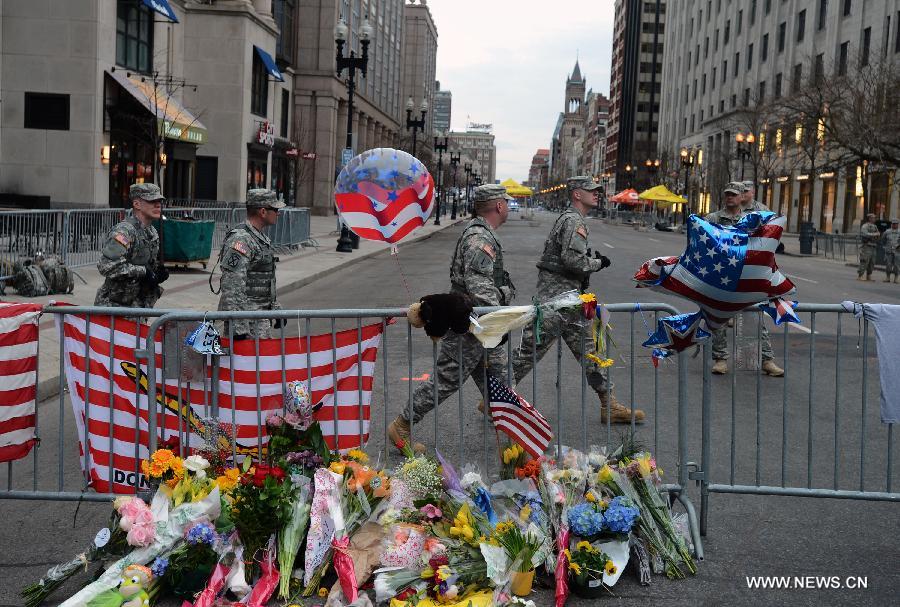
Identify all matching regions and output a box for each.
[758,298,801,325]
[642,312,710,353]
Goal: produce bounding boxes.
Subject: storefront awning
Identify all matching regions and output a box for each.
[107,70,207,145]
[142,0,179,23]
[253,46,285,82]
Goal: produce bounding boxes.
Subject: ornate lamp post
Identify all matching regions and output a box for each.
[449,151,461,220]
[623,164,637,188]
[433,134,448,225]
[463,162,472,215]
[644,158,660,176]
[734,132,755,180]
[334,16,372,253]
[406,97,428,158]
[680,147,695,224]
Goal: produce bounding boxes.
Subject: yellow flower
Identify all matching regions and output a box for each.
[576,541,592,552]
[329,461,346,475]
[579,293,597,303]
[598,464,614,484]
[502,448,512,465]
[585,491,596,503]
[347,449,369,464]
[605,560,617,576]
[421,567,434,579]
[215,468,240,492]
[568,562,583,575]
[585,353,615,368]
[318,587,328,598]
[637,455,652,478]
[519,505,532,522]
[151,449,175,465]
[563,549,572,561]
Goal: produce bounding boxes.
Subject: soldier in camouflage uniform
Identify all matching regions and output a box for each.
[215,189,284,339]
[94,183,169,308]
[706,183,784,377]
[881,218,900,283]
[510,176,645,423]
[741,180,770,212]
[387,184,515,449]
[858,213,881,281]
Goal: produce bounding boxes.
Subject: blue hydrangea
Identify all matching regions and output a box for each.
[602,496,640,534]
[567,503,604,537]
[185,522,217,546]
[150,556,168,577]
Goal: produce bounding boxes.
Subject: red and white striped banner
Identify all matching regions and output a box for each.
[58,313,383,494]
[0,303,42,463]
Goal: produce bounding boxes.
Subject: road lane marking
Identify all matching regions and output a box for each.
[602,242,615,249]
[788,323,813,334]
[785,273,818,284]
[648,237,661,242]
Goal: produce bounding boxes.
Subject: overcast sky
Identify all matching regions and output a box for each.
[426,0,615,183]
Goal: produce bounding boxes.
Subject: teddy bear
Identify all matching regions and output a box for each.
[406,293,474,341]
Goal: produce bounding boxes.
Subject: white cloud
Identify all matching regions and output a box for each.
[426,0,615,182]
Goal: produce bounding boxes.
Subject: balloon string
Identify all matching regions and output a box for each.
[391,247,413,300]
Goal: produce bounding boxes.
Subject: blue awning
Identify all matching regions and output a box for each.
[253,46,285,82]
[141,0,179,22]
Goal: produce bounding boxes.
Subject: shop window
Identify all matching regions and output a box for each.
[252,52,268,117]
[280,90,290,138]
[116,0,153,73]
[24,93,69,130]
[274,0,296,65]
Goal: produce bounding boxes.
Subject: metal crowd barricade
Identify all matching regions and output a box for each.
[695,303,900,536]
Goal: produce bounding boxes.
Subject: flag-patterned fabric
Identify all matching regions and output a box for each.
[0,303,42,463]
[58,313,383,494]
[634,212,796,330]
[487,374,552,458]
[759,298,801,325]
[335,148,435,244]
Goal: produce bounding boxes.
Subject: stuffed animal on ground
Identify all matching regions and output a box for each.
[407,293,473,341]
[86,564,153,607]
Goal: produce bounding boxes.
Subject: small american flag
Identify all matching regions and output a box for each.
[487,374,552,459]
[0,303,42,463]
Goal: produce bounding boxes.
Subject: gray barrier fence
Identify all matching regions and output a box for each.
[0,207,311,271]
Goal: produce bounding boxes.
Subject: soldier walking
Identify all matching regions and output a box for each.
[510,176,644,423]
[882,218,900,283]
[387,184,516,449]
[857,213,880,281]
[706,183,784,377]
[740,180,769,212]
[94,183,169,308]
[215,189,284,339]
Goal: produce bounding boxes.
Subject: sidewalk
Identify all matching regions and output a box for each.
[1,212,465,401]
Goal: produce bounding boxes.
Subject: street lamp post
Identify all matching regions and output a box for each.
[680,147,695,225]
[623,164,636,188]
[406,97,427,158]
[334,16,372,253]
[433,134,448,225]
[734,132,755,180]
[601,171,612,216]
[644,158,660,176]
[449,151,461,220]
[464,162,472,215]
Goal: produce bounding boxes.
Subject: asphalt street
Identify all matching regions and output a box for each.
[1,210,898,606]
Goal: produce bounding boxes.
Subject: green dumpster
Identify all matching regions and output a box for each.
[156,218,215,268]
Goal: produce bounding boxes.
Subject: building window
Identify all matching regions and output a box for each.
[897,12,900,53]
[722,60,727,83]
[738,11,743,34]
[762,33,769,60]
[814,53,825,82]
[712,67,717,89]
[842,0,851,17]
[724,20,730,44]
[273,0,296,65]
[251,52,268,117]
[797,9,806,42]
[758,80,766,102]
[838,41,849,74]
[702,73,707,94]
[280,89,289,138]
[705,36,709,58]
[719,99,725,113]
[778,22,786,52]
[861,27,871,65]
[747,43,753,69]
[731,93,737,108]
[744,87,751,106]
[715,29,719,52]
[24,93,70,130]
[818,0,827,30]
[116,0,153,73]
[734,52,740,76]
[792,64,802,91]
[775,72,782,97]
[751,0,757,24]
[765,0,772,15]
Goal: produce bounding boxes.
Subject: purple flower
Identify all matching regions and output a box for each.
[419,503,443,520]
[185,522,217,546]
[150,556,168,577]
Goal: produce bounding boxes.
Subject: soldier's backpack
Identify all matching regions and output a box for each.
[36,255,75,294]
[12,261,49,297]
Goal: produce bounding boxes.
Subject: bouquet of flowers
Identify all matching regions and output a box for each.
[501,443,528,480]
[393,445,444,502]
[565,541,615,598]
[567,495,639,541]
[151,521,220,599]
[492,521,542,574]
[277,474,312,598]
[140,448,184,489]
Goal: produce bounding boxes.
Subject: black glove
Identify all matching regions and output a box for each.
[272,318,286,329]
[142,265,157,288]
[155,265,169,284]
[586,247,592,257]
[594,250,611,269]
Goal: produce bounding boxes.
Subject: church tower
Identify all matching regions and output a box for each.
[555,60,587,181]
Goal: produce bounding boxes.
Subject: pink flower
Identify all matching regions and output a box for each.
[419,503,442,520]
[133,508,154,526]
[117,497,147,520]
[126,523,156,547]
[265,413,284,428]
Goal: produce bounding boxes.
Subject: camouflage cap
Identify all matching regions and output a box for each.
[723,181,746,194]
[129,182,164,202]
[741,180,756,190]
[892,218,899,223]
[566,176,602,192]
[471,184,514,204]
[246,189,286,209]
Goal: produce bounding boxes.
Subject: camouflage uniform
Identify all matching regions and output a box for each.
[705,198,775,362]
[511,178,609,394]
[216,190,284,339]
[404,185,515,424]
[881,222,900,281]
[741,181,770,212]
[858,221,881,278]
[94,184,165,308]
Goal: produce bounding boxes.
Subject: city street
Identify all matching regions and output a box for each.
[2,210,897,606]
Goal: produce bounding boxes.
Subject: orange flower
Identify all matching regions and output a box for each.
[346,461,375,492]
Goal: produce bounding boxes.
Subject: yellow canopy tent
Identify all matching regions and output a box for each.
[638,184,687,209]
[501,178,534,198]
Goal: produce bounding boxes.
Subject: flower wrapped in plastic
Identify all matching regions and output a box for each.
[277,474,312,598]
[471,290,585,348]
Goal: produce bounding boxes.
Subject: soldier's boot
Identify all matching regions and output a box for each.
[387,416,425,454]
[866,274,873,281]
[599,391,645,424]
[857,275,866,281]
[711,359,729,375]
[885,275,892,282]
[762,359,785,377]
[894,276,899,284]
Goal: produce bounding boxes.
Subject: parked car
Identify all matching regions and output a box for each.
[508,200,520,212]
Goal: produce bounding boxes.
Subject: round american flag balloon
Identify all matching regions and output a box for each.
[334,147,435,244]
